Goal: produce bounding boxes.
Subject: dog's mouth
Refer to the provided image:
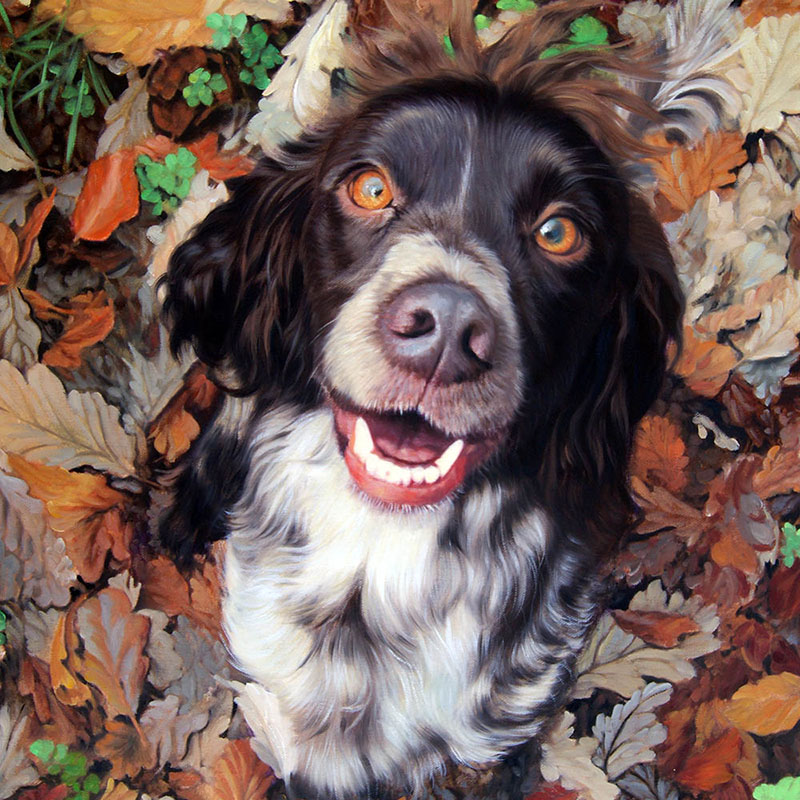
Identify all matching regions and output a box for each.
[329,395,500,506]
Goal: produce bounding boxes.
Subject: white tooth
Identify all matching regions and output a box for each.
[365,453,381,477]
[380,461,394,482]
[424,465,440,484]
[386,464,406,485]
[352,417,374,460]
[435,439,464,477]
[411,467,426,485]
[399,468,412,486]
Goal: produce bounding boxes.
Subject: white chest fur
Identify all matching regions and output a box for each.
[222,405,577,797]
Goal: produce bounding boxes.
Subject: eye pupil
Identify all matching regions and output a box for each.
[349,169,393,211]
[541,218,565,244]
[534,216,580,255]
[363,177,384,199]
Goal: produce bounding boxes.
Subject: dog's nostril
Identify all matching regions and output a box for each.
[465,324,492,365]
[396,309,436,338]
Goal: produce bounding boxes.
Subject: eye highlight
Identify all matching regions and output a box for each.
[348,169,393,211]
[534,216,581,255]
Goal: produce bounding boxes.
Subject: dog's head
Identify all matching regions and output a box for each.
[163,1,684,553]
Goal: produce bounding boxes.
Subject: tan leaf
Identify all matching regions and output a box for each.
[723,672,800,736]
[37,0,224,66]
[672,327,738,398]
[754,421,800,497]
[151,404,200,463]
[740,0,800,26]
[210,739,276,800]
[96,75,154,157]
[95,718,154,779]
[0,702,39,800]
[649,132,746,216]
[611,610,700,649]
[632,477,707,546]
[74,587,150,720]
[0,223,19,286]
[728,15,800,133]
[139,555,192,618]
[96,779,139,800]
[0,108,35,172]
[0,290,42,371]
[631,415,689,493]
[0,361,139,477]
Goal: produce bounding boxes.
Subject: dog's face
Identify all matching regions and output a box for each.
[164,73,682,544]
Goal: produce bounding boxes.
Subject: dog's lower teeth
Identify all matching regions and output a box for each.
[411,466,426,484]
[424,466,440,484]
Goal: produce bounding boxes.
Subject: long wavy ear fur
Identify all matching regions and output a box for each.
[162,143,318,397]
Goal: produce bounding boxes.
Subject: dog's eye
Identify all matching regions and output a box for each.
[534,217,580,255]
[349,169,393,211]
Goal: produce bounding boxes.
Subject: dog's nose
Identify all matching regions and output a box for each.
[379,281,496,384]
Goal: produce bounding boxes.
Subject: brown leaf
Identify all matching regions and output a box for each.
[676,728,742,792]
[96,779,140,800]
[59,508,133,583]
[187,555,223,636]
[672,327,738,399]
[74,587,150,721]
[769,565,800,621]
[151,404,200,463]
[649,132,747,216]
[95,718,155,779]
[731,619,773,673]
[632,415,689,493]
[754,421,800,497]
[18,785,70,800]
[17,190,56,273]
[632,477,707,545]
[139,555,192,618]
[210,739,276,800]
[187,134,253,182]
[612,610,700,648]
[0,222,20,286]
[72,150,140,242]
[723,672,800,736]
[49,610,92,707]
[41,291,115,370]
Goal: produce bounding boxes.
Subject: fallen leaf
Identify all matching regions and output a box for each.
[96,779,139,800]
[723,672,800,736]
[0,702,39,800]
[0,290,42,371]
[632,415,689,493]
[151,404,200,463]
[16,191,56,275]
[74,587,150,721]
[616,765,680,800]
[740,0,800,26]
[0,108,35,172]
[96,75,154,157]
[186,134,254,182]
[593,682,672,780]
[0,224,19,286]
[632,477,707,546]
[212,739,277,799]
[768,564,800,620]
[72,150,140,242]
[0,361,139,477]
[41,292,116,370]
[612,610,700,649]
[672,327,738,398]
[95,718,154,779]
[754,421,800,497]
[139,555,192,618]
[676,729,742,792]
[36,0,225,67]
[50,609,92,707]
[649,132,746,216]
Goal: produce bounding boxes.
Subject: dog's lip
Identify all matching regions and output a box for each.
[327,394,500,507]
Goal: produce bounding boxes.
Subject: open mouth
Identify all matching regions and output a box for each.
[329,396,499,506]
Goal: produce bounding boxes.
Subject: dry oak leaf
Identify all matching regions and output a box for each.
[50,608,92,707]
[631,415,689,493]
[72,150,139,242]
[676,728,743,793]
[728,14,800,133]
[96,780,138,800]
[0,361,139,477]
[671,327,738,399]
[768,563,800,620]
[648,132,746,217]
[0,107,35,173]
[0,289,42,371]
[210,739,276,800]
[0,701,39,800]
[36,0,223,67]
[740,0,800,27]
[631,476,706,546]
[96,74,154,158]
[74,587,150,721]
[95,718,155,780]
[723,672,800,736]
[0,190,56,287]
[754,420,800,497]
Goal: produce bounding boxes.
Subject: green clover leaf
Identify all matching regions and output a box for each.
[782,522,800,568]
[496,0,536,11]
[753,776,800,800]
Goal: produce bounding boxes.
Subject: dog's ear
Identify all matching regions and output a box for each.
[542,193,683,550]
[162,147,316,397]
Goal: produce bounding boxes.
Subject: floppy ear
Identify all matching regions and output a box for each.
[162,146,316,398]
[542,193,683,552]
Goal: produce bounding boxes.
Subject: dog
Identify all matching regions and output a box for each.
[160,3,685,797]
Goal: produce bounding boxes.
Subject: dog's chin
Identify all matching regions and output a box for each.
[328,394,502,507]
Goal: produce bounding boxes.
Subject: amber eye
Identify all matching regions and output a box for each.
[534,216,581,255]
[349,169,393,211]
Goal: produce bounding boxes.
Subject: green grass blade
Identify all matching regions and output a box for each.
[85,56,112,106]
[0,3,14,37]
[63,66,84,169]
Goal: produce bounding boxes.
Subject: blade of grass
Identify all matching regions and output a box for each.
[0,3,14,37]
[5,80,43,186]
[16,79,55,105]
[85,56,112,106]
[63,65,84,170]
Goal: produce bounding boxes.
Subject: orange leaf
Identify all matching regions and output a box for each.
[42,291,115,369]
[0,222,20,286]
[632,415,689,493]
[754,421,800,497]
[50,610,93,707]
[632,476,707,546]
[211,739,276,800]
[612,609,700,648]
[17,189,56,270]
[723,672,800,736]
[72,150,139,241]
[676,728,742,792]
[19,288,71,321]
[139,555,192,618]
[151,404,200,463]
[187,555,223,636]
[648,132,747,216]
[710,521,759,575]
[134,135,178,161]
[740,0,800,26]
[7,454,123,530]
[58,508,133,583]
[95,718,155,779]
[672,327,737,398]
[74,587,150,721]
[187,133,254,182]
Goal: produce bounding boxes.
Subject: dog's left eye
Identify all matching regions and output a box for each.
[534,216,581,255]
[348,169,394,211]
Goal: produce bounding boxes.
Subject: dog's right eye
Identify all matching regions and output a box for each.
[348,169,394,211]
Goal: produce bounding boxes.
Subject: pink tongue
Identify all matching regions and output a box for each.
[366,412,453,465]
